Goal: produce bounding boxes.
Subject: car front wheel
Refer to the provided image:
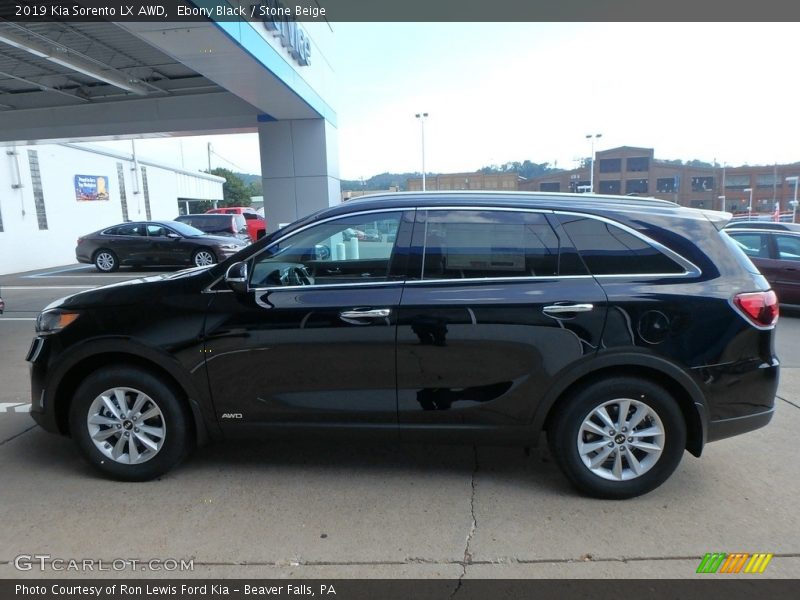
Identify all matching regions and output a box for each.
[192,249,216,267]
[548,377,686,499]
[69,367,194,481]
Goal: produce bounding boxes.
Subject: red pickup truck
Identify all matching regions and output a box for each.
[206,207,267,241]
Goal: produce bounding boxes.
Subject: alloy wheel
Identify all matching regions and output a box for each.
[95,252,115,271]
[576,398,665,481]
[193,250,215,266]
[86,387,166,465]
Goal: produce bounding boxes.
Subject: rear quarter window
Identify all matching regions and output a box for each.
[560,216,686,275]
[721,231,763,275]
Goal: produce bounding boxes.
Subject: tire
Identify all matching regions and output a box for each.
[69,366,194,481]
[192,248,217,267]
[93,249,119,273]
[548,377,686,499]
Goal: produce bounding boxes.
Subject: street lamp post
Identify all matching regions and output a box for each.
[415,112,429,191]
[744,187,753,220]
[786,176,799,223]
[718,195,726,212]
[585,133,602,193]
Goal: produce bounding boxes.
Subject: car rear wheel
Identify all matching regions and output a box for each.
[93,250,118,272]
[69,366,194,481]
[548,377,686,499]
[192,249,216,267]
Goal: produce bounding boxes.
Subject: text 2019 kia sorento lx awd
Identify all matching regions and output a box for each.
[28,193,779,498]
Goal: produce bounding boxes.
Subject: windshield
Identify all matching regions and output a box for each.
[168,220,207,237]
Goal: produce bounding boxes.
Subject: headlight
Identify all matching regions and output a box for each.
[35,310,80,334]
[220,244,242,250]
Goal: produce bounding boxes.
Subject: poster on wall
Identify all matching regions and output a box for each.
[74,175,109,201]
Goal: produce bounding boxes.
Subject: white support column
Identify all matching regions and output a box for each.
[258,118,340,232]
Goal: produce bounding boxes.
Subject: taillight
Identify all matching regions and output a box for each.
[733,290,779,328]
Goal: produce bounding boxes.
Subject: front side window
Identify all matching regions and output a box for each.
[415,210,560,279]
[560,216,686,275]
[146,224,169,237]
[775,235,800,260]
[250,211,404,287]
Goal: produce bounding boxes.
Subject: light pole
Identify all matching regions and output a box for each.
[415,112,428,191]
[744,187,753,220]
[718,195,726,212]
[786,176,799,223]
[585,133,602,193]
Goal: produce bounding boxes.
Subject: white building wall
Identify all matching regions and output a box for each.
[0,144,223,275]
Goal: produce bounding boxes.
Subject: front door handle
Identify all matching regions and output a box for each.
[543,303,594,315]
[340,308,392,319]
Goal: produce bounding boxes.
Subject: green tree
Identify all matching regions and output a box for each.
[207,167,252,207]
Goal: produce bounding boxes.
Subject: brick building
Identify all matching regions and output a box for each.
[407,171,520,192]
[520,146,800,215]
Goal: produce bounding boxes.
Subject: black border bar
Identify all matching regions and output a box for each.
[4,579,800,600]
[1,0,800,22]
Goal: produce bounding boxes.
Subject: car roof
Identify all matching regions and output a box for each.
[320,190,719,220]
[176,214,235,219]
[725,221,800,230]
[726,228,800,234]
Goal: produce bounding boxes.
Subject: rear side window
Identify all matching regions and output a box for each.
[727,232,770,259]
[415,210,560,279]
[116,223,145,236]
[559,215,685,275]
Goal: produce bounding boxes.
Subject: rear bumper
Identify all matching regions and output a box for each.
[695,355,778,445]
[707,408,775,442]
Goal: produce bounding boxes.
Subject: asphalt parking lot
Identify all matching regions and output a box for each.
[1,264,799,580]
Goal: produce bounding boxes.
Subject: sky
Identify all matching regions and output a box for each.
[88,22,800,180]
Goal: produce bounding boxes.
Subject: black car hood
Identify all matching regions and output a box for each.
[42,265,216,311]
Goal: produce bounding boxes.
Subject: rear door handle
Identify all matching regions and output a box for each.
[340,308,392,319]
[542,303,594,315]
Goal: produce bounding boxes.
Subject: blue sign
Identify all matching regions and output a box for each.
[74,175,109,202]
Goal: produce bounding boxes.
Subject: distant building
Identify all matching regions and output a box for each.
[342,186,400,201]
[407,171,520,192]
[520,146,800,214]
[249,195,264,211]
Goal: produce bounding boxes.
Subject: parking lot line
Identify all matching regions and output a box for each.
[0,318,36,321]
[21,265,90,278]
[2,286,95,290]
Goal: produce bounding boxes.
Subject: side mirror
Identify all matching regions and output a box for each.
[225,261,249,294]
[167,232,181,239]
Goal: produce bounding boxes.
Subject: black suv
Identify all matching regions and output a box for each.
[27,193,779,498]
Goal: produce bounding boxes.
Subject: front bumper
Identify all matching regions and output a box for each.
[27,335,62,434]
